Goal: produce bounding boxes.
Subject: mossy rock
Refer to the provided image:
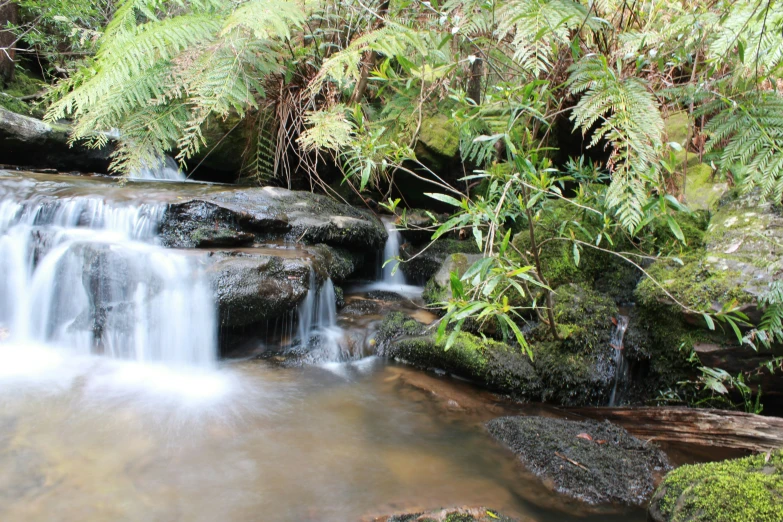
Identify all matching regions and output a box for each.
[649,450,783,522]
[0,71,45,118]
[415,113,460,164]
[530,284,619,405]
[378,315,542,399]
[419,251,484,306]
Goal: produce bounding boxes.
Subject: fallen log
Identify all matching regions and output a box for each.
[563,406,783,451]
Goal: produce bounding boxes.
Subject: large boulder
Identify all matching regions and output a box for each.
[486,416,670,506]
[0,107,113,172]
[420,252,484,305]
[648,449,783,522]
[160,185,387,250]
[401,239,481,285]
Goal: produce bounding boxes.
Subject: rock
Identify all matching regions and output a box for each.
[396,209,447,244]
[309,243,366,283]
[648,449,783,522]
[486,416,670,506]
[420,252,484,304]
[369,507,517,522]
[532,284,620,406]
[206,251,311,328]
[191,228,255,248]
[378,313,542,399]
[0,107,113,172]
[637,190,783,324]
[402,240,481,286]
[160,185,387,250]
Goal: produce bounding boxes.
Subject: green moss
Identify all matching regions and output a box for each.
[635,253,750,312]
[380,322,542,399]
[417,113,460,158]
[665,110,690,147]
[0,71,45,117]
[653,450,783,522]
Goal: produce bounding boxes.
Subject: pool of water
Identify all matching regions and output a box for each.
[0,347,647,522]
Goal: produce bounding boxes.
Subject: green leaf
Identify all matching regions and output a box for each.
[703,313,716,330]
[666,215,686,244]
[499,229,511,255]
[572,242,580,267]
[425,192,462,207]
[450,271,465,300]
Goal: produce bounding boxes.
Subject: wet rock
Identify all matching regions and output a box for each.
[370,507,517,522]
[378,313,542,400]
[206,251,310,328]
[365,290,406,301]
[0,107,113,173]
[648,449,783,522]
[160,185,387,250]
[309,243,365,283]
[486,416,669,506]
[190,227,255,248]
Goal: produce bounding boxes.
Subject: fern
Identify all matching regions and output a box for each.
[496,0,600,77]
[703,91,783,202]
[46,0,304,175]
[568,55,664,231]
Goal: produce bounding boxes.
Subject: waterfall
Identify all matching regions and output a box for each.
[128,156,186,181]
[608,315,630,407]
[381,219,406,285]
[0,189,217,369]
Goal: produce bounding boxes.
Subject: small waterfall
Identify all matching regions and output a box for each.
[608,315,630,407]
[0,190,217,369]
[128,156,186,181]
[381,218,405,285]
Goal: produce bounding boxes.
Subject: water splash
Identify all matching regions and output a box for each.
[608,315,630,407]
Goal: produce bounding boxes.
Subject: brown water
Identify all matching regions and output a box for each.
[0,350,648,522]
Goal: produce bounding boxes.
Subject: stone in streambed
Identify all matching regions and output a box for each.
[486,416,670,506]
[370,506,517,522]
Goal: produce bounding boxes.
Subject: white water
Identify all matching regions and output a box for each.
[0,191,216,369]
[128,155,186,181]
[382,218,406,286]
[608,315,630,407]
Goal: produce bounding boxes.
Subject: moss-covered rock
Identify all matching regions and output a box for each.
[530,284,620,405]
[378,314,542,399]
[648,450,783,522]
[486,416,670,506]
[420,251,484,306]
[0,71,45,117]
[414,113,461,170]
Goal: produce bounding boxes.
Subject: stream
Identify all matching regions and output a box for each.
[0,170,709,522]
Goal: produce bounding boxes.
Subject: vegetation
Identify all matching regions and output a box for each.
[3,0,783,408]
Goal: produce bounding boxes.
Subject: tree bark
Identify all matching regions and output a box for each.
[467,57,483,105]
[565,406,783,451]
[0,2,18,85]
[348,0,390,105]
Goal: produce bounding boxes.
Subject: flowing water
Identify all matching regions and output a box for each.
[128,155,186,181]
[609,315,630,407]
[0,171,669,521]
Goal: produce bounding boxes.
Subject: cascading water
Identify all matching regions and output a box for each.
[0,187,217,369]
[382,218,406,286]
[608,315,630,406]
[128,155,186,181]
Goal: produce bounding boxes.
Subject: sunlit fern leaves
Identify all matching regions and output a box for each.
[703,91,783,202]
[568,55,664,232]
[46,0,304,175]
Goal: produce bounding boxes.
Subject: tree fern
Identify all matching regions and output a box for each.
[568,55,664,231]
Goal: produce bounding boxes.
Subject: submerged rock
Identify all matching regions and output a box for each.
[371,507,517,522]
[486,416,669,506]
[648,449,783,522]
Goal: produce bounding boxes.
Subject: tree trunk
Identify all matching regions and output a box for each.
[0,2,18,85]
[565,406,783,451]
[467,57,483,105]
[348,0,390,105]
